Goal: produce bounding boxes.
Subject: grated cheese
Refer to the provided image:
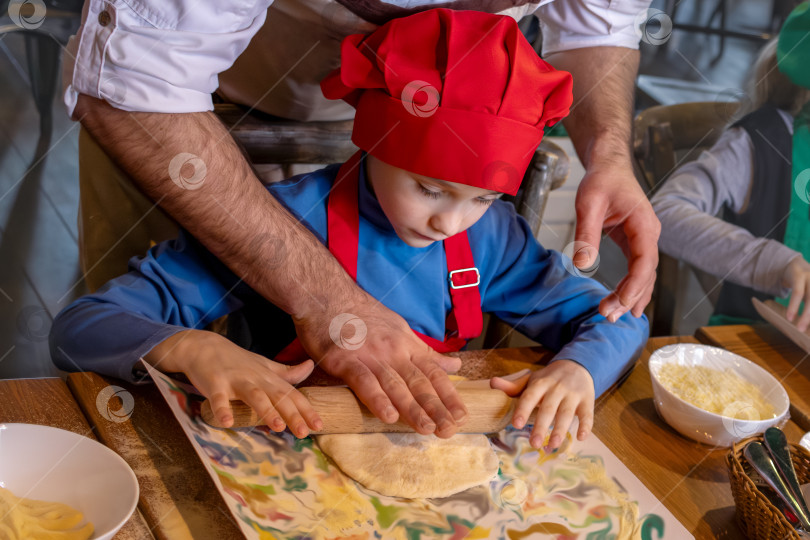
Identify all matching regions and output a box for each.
[657,363,776,419]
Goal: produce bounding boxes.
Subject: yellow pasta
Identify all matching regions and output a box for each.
[0,487,93,540]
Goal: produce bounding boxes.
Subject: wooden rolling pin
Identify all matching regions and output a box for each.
[201,384,515,434]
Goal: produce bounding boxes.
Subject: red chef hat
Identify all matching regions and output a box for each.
[321,8,573,195]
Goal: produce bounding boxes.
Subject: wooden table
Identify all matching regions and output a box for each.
[66,372,243,540]
[594,336,805,538]
[58,339,807,539]
[5,336,804,539]
[0,378,155,539]
[696,324,810,431]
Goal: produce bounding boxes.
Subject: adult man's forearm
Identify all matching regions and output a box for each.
[74,95,359,319]
[545,47,639,169]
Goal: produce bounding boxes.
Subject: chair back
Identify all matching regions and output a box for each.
[634,101,741,335]
[215,104,357,165]
[634,100,739,193]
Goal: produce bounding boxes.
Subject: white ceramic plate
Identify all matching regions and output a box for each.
[0,423,139,540]
[752,298,810,355]
[649,344,790,447]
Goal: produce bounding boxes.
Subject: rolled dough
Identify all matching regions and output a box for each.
[316,432,499,499]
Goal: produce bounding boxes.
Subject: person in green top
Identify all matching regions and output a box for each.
[651,2,810,329]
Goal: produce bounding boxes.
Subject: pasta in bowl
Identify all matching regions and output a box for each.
[0,423,138,540]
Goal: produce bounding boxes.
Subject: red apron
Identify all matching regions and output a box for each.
[276,151,483,361]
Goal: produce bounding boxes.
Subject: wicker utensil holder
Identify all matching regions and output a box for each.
[727,436,810,539]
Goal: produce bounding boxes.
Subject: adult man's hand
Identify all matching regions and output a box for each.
[295,297,466,438]
[545,46,660,320]
[573,163,660,321]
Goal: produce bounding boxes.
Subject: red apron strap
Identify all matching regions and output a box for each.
[274,338,308,364]
[327,151,363,279]
[443,231,483,340]
[414,330,469,354]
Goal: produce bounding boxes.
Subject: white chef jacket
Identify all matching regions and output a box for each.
[62,0,650,119]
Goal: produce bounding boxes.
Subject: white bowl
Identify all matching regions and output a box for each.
[0,423,139,540]
[649,344,790,447]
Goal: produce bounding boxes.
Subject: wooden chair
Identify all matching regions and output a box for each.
[214,103,570,348]
[215,104,357,165]
[633,100,740,336]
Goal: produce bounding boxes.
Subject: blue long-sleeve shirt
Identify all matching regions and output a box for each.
[50,162,648,396]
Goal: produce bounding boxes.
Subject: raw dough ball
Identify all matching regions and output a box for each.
[316,432,499,499]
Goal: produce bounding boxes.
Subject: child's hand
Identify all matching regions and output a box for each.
[144,330,322,437]
[490,361,594,450]
[783,256,810,332]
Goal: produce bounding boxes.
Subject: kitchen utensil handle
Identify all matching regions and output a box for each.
[745,441,810,531]
[201,385,516,434]
[764,427,810,520]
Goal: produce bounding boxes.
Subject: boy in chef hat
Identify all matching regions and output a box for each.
[51,9,649,450]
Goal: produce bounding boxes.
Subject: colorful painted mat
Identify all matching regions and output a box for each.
[145,364,692,539]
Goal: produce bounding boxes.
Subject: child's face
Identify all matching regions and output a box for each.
[366,155,503,248]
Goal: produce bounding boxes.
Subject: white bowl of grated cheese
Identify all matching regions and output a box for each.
[649,344,789,447]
